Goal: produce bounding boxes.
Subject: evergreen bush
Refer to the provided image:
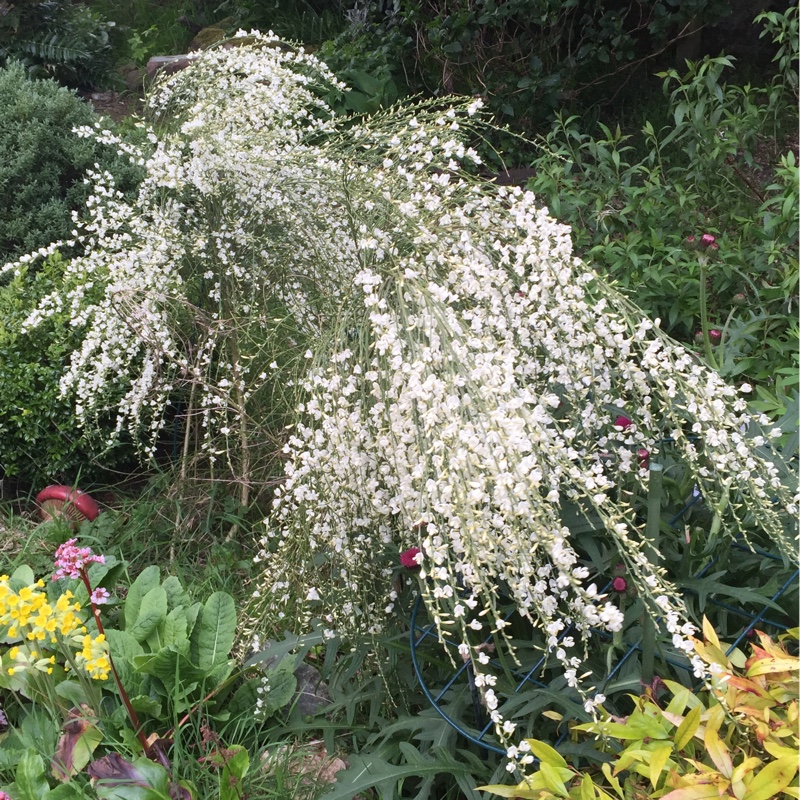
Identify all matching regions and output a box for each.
[0,63,140,265]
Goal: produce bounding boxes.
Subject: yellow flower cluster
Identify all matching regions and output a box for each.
[0,575,108,681]
[74,633,111,681]
[0,576,83,642]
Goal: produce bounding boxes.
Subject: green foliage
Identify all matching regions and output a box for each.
[0,0,120,89]
[315,0,730,140]
[0,254,135,485]
[224,0,347,44]
[0,63,142,264]
[527,11,799,417]
[480,623,800,800]
[0,546,296,799]
[88,0,218,67]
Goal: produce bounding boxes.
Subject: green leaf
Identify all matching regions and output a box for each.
[161,575,190,612]
[131,647,206,695]
[148,607,189,654]
[524,739,568,769]
[539,761,571,798]
[104,629,144,694]
[124,566,161,631]
[649,743,672,789]
[128,586,167,643]
[676,577,784,612]
[129,695,163,718]
[219,746,249,800]
[190,592,236,671]
[255,659,297,717]
[13,750,51,800]
[44,785,86,799]
[672,704,701,750]
[742,757,799,800]
[323,746,476,800]
[53,680,89,708]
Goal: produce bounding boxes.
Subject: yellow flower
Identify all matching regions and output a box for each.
[74,633,110,681]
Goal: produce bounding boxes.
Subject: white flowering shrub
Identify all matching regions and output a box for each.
[3,32,796,761]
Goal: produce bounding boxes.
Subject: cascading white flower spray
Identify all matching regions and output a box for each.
[4,33,795,764]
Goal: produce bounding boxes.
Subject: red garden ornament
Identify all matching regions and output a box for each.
[36,486,100,527]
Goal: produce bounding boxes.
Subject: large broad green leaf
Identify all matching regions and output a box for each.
[161,575,190,612]
[11,749,50,800]
[54,680,89,708]
[124,566,161,631]
[104,629,144,696]
[146,606,189,653]
[128,695,163,718]
[128,586,167,643]
[131,646,206,695]
[190,592,236,671]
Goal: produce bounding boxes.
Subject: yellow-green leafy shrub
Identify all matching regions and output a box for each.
[480,620,799,800]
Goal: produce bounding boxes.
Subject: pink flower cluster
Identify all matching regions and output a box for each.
[686,233,719,251]
[52,538,105,581]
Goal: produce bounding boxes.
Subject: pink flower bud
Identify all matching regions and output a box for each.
[612,577,627,593]
[732,292,747,307]
[637,448,650,468]
[686,235,696,245]
[708,329,722,344]
[614,415,632,430]
[400,547,422,570]
[700,233,716,247]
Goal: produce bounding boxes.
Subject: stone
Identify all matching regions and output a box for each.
[289,663,332,717]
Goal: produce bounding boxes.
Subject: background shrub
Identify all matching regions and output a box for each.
[0,253,135,486]
[0,0,120,88]
[0,62,141,265]
[526,8,799,420]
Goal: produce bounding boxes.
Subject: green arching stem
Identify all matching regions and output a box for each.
[641,463,663,686]
[698,256,718,369]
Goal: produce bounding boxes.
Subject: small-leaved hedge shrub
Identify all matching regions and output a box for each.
[0,253,133,485]
[0,62,142,265]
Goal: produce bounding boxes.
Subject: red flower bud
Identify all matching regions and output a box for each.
[614,415,632,430]
[637,448,650,468]
[612,577,627,593]
[400,547,422,570]
[732,292,747,307]
[700,233,716,247]
[708,329,722,344]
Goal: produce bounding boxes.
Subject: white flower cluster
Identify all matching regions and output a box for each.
[4,35,794,754]
[2,32,356,469]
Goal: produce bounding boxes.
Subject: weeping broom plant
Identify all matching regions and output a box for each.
[3,32,796,764]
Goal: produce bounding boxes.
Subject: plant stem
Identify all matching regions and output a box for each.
[698,257,717,369]
[79,570,156,763]
[641,463,663,686]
